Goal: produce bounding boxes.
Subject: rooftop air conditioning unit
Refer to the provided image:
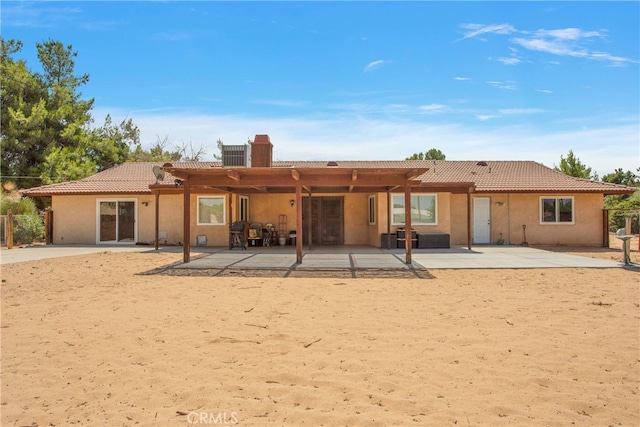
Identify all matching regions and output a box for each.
[221,144,251,167]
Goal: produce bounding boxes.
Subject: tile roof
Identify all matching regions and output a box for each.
[21,162,179,196]
[21,160,636,196]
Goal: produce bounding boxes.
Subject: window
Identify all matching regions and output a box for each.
[368,195,376,225]
[540,197,574,224]
[391,194,437,225]
[239,196,249,222]
[197,196,226,225]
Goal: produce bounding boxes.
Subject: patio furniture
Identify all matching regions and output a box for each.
[229,221,246,250]
[418,233,450,249]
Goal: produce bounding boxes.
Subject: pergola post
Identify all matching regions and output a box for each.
[295,182,303,264]
[154,192,160,251]
[296,180,304,264]
[467,189,472,250]
[404,183,412,264]
[183,179,191,263]
[307,189,313,250]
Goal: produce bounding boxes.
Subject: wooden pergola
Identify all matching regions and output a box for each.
[151,165,475,264]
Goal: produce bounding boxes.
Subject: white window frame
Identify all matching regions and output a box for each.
[239,195,249,222]
[539,196,575,225]
[390,193,438,226]
[95,198,138,244]
[197,196,227,226]
[368,195,376,225]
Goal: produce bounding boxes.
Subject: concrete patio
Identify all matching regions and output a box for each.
[1,244,628,271]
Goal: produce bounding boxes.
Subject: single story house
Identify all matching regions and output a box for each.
[22,134,636,263]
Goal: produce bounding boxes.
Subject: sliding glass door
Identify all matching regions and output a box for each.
[97,199,137,243]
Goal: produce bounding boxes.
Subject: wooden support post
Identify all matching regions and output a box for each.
[296,182,303,264]
[183,180,191,263]
[44,208,53,245]
[467,190,472,250]
[307,189,313,250]
[155,193,160,250]
[602,209,609,248]
[6,210,13,249]
[404,183,412,264]
[386,190,391,249]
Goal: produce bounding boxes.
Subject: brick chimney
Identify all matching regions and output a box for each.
[251,134,273,167]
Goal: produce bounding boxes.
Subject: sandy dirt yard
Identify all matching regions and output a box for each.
[1,242,638,426]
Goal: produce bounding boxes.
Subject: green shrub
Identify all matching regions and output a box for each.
[1,193,38,215]
[12,214,45,244]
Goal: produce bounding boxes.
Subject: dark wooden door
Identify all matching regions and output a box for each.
[302,197,344,245]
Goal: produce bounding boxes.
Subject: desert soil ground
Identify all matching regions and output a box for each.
[1,239,638,426]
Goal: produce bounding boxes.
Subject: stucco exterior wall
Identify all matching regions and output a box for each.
[450,193,604,246]
[52,195,99,244]
[50,190,605,247]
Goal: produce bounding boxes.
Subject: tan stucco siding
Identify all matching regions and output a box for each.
[52,194,154,245]
[50,191,606,247]
[52,195,99,244]
[501,193,604,246]
[153,194,184,245]
[451,192,604,246]
[343,193,368,245]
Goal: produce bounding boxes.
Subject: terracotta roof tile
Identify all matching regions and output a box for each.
[21,160,637,196]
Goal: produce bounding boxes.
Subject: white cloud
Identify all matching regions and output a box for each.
[497,57,522,65]
[364,60,387,72]
[487,81,518,90]
[419,104,446,112]
[461,23,637,67]
[454,77,471,81]
[458,23,516,41]
[498,108,545,115]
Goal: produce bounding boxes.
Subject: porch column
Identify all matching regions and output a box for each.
[467,189,472,250]
[296,182,303,264]
[386,190,392,249]
[404,183,412,264]
[307,189,313,250]
[154,193,160,250]
[183,179,191,263]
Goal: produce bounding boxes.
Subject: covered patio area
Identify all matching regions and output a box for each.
[156,162,475,265]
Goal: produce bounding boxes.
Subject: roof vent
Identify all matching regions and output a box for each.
[476,161,488,166]
[327,161,338,167]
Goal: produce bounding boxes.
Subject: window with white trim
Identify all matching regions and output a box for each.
[197,196,226,225]
[368,195,376,225]
[391,194,437,225]
[540,196,574,224]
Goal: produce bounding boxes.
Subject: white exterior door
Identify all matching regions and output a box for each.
[473,197,491,244]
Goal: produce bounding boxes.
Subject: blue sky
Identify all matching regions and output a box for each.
[2,1,639,176]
